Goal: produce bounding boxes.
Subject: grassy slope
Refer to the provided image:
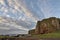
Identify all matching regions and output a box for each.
[32,31,60,38]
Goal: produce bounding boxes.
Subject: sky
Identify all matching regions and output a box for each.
[0,0,60,34]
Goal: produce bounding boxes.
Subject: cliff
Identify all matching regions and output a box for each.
[29,17,60,34]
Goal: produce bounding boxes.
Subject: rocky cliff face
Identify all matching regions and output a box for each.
[29,17,60,34]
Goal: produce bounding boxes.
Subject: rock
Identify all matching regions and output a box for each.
[28,29,35,35]
[29,17,60,34]
[35,21,41,34]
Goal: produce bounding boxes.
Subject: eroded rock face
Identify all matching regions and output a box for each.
[29,17,60,34]
[35,17,60,34]
[35,21,41,34]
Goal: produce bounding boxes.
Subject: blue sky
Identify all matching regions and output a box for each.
[0,0,60,34]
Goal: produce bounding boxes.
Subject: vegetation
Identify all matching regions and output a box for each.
[32,31,60,38]
[28,29,35,34]
[0,36,16,38]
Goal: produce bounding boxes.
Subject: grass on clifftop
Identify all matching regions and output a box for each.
[32,31,60,38]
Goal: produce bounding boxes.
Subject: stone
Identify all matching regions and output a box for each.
[29,17,60,34]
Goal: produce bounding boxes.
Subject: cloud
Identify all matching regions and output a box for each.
[0,29,28,35]
[0,0,4,5]
[0,16,35,30]
[0,0,45,34]
[0,16,29,34]
[14,0,37,21]
[21,0,45,20]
